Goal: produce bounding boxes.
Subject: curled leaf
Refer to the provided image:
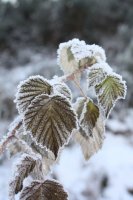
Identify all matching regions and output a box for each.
[79,99,100,136]
[9,154,38,198]
[73,97,105,160]
[20,179,68,200]
[24,94,77,157]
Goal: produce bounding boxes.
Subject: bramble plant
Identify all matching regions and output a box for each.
[0,39,127,200]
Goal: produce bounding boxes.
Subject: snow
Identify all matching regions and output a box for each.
[53,133,133,200]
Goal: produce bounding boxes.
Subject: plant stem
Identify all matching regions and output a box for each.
[0,120,22,155]
[73,79,87,99]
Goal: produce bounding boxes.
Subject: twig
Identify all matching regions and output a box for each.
[0,120,22,155]
[73,79,87,99]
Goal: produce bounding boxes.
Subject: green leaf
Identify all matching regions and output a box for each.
[80,99,99,136]
[16,76,53,114]
[73,97,105,160]
[24,94,77,158]
[20,180,68,200]
[88,67,107,87]
[95,73,126,118]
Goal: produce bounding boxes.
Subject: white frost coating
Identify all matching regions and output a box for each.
[50,76,72,101]
[109,72,127,99]
[89,62,113,74]
[89,44,106,62]
[71,43,106,62]
[15,75,51,115]
[57,38,106,75]
[23,93,78,159]
[57,38,85,74]
[96,72,127,119]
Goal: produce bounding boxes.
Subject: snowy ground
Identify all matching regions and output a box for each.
[0,129,133,200]
[0,50,133,200]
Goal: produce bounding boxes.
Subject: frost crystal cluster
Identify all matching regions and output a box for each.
[0,39,127,200]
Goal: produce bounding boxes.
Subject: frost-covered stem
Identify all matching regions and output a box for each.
[0,120,22,155]
[73,79,87,99]
[61,64,90,98]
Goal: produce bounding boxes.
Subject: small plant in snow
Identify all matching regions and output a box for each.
[0,39,127,200]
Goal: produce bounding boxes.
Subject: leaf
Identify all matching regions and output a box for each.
[74,116,105,160]
[24,94,77,157]
[79,98,100,136]
[9,154,37,198]
[53,82,72,101]
[15,76,53,114]
[20,179,68,200]
[95,73,127,118]
[88,67,107,87]
[16,127,56,176]
[73,97,86,119]
[73,97,105,160]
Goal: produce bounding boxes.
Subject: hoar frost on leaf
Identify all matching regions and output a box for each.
[9,153,41,199]
[20,179,68,200]
[57,38,106,75]
[15,75,53,114]
[73,97,105,160]
[74,116,105,160]
[24,94,77,158]
[87,62,113,87]
[95,73,127,118]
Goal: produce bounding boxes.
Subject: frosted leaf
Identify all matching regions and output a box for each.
[71,43,106,66]
[73,98,105,159]
[95,73,127,118]
[15,75,53,114]
[89,44,106,62]
[24,94,77,158]
[53,82,72,101]
[88,62,112,87]
[79,98,100,136]
[57,38,85,74]
[74,116,105,160]
[57,38,107,77]
[17,128,56,176]
[20,179,68,200]
[73,97,86,119]
[9,154,38,198]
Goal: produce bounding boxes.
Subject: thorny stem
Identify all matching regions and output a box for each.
[0,120,22,155]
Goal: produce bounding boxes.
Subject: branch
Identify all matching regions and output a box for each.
[0,120,22,155]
